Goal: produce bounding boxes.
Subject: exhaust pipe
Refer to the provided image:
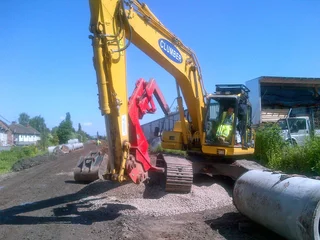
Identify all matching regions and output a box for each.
[233,169,320,240]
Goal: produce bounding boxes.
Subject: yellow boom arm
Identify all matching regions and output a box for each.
[88,0,207,180]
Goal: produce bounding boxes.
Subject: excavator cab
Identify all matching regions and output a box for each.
[203,84,254,156]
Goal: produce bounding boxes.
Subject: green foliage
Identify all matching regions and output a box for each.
[66,112,71,122]
[308,137,320,174]
[18,112,30,126]
[51,126,58,135]
[278,136,320,175]
[16,111,92,148]
[29,115,50,150]
[0,145,41,174]
[255,124,320,176]
[49,132,59,146]
[1,110,94,174]
[77,132,88,143]
[69,132,78,140]
[57,121,72,144]
[254,123,285,165]
[29,116,47,133]
[57,112,74,144]
[150,145,187,157]
[78,123,82,133]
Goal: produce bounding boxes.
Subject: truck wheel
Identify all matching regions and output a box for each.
[286,139,297,146]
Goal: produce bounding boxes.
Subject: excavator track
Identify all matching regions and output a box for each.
[156,154,193,193]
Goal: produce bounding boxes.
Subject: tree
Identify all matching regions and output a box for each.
[50,132,59,146]
[78,123,82,133]
[29,115,50,150]
[57,112,74,144]
[66,112,71,123]
[18,113,30,126]
[57,121,72,144]
[29,116,47,133]
[51,126,58,135]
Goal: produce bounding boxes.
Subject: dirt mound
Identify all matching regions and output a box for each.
[77,174,233,217]
[11,154,57,172]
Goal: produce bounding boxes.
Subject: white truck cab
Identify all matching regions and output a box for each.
[277,116,319,146]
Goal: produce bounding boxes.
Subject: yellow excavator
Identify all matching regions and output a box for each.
[74,0,256,193]
[71,2,320,238]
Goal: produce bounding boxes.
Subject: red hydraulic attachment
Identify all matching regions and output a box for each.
[126,78,170,183]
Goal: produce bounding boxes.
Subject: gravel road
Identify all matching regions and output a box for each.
[0,143,285,240]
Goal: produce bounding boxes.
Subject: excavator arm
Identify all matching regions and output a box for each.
[87,0,207,183]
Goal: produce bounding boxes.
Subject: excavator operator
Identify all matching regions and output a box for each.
[216,107,235,143]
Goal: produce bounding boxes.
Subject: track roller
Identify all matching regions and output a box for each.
[157,154,193,193]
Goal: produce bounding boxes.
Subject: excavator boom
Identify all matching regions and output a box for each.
[88,0,207,150]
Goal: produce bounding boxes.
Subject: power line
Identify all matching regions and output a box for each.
[0,114,11,124]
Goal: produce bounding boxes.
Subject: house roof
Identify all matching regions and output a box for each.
[9,123,40,135]
[0,120,11,132]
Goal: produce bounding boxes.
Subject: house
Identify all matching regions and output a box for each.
[9,122,41,146]
[0,120,13,146]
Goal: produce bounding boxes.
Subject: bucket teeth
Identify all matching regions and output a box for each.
[73,151,104,182]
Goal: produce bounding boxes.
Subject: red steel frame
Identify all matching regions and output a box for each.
[126,78,170,183]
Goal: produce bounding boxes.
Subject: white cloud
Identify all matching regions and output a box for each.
[83,122,93,126]
[59,116,64,120]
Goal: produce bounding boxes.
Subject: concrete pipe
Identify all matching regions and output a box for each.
[48,146,56,153]
[73,143,84,150]
[233,169,320,240]
[68,139,79,144]
[63,144,74,152]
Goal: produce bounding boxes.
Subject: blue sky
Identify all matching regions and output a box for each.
[1,0,319,136]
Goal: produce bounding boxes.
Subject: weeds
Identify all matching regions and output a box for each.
[0,145,46,174]
[150,145,187,157]
[254,123,285,166]
[255,124,320,176]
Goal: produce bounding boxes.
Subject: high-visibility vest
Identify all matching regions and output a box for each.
[216,112,234,138]
[221,112,234,125]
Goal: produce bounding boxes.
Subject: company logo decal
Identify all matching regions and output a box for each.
[158,38,183,64]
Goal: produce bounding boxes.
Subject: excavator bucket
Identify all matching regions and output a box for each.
[73,151,105,183]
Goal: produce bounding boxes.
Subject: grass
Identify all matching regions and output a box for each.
[0,145,47,174]
[254,123,320,176]
[150,145,187,157]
